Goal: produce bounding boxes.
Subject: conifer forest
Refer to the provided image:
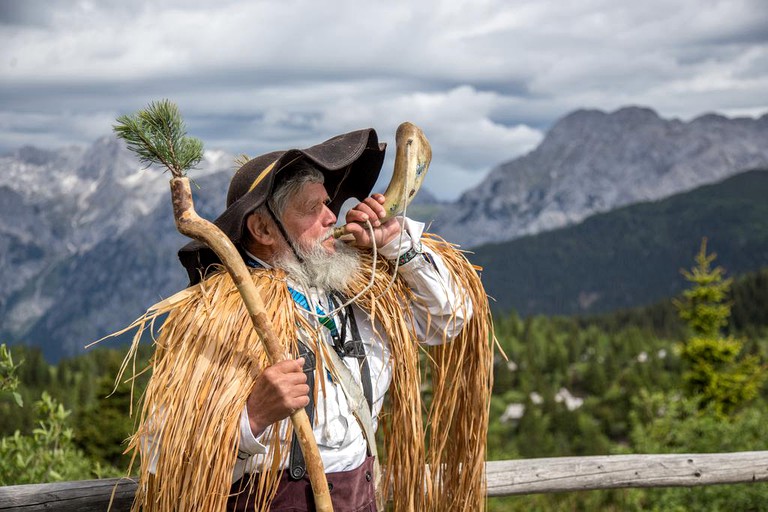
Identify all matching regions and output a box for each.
[2,243,767,511]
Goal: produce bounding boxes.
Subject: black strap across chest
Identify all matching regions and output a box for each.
[241,256,375,479]
[288,300,374,480]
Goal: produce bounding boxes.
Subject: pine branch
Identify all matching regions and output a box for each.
[113,100,203,178]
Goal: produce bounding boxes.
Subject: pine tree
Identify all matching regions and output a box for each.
[674,238,766,416]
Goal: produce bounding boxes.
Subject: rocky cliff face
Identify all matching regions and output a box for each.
[433,107,768,247]
[0,137,233,358]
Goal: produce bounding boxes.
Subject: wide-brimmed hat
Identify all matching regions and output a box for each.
[178,128,386,284]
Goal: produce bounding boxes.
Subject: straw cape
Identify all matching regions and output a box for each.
[113,234,494,511]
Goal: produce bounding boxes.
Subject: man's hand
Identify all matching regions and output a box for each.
[246,358,310,437]
[343,194,401,248]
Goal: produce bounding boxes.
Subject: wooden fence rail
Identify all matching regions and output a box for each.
[486,450,768,496]
[2,451,767,510]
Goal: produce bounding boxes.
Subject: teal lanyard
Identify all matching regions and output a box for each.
[288,287,343,384]
[288,287,340,342]
[244,255,340,340]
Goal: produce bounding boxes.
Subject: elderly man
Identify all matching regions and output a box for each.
[129,128,492,512]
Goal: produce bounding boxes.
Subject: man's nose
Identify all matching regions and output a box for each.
[323,205,336,226]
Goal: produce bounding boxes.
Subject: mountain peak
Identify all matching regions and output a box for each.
[554,106,661,129]
[13,146,59,166]
[77,135,131,180]
[0,136,238,360]
[611,105,661,123]
[691,112,730,124]
[434,105,768,247]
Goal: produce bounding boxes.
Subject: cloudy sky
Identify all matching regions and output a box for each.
[1,0,767,199]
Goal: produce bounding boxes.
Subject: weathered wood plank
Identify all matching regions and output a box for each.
[0,478,136,511]
[486,451,768,496]
[1,451,767,509]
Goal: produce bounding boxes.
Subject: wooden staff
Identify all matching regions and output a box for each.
[114,100,333,511]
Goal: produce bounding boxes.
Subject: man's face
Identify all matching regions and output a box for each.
[280,182,337,255]
[269,180,361,291]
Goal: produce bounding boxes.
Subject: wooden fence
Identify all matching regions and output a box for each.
[2,451,767,510]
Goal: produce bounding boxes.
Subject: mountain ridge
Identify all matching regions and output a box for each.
[433,106,768,247]
[3,105,768,360]
[470,168,768,316]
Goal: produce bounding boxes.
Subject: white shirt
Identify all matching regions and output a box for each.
[234,218,472,480]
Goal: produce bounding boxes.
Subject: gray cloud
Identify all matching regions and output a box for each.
[0,0,67,26]
[1,0,767,199]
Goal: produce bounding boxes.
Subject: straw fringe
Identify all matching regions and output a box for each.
[353,234,494,511]
[114,235,493,511]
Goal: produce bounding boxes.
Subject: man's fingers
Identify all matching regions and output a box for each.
[291,386,311,403]
[247,358,312,433]
[285,371,308,385]
[281,381,310,399]
[259,359,307,393]
[294,394,311,409]
[273,378,309,408]
[289,394,311,415]
[276,359,308,386]
[271,357,305,373]
[361,197,386,219]
[347,196,387,227]
[350,204,377,223]
[346,209,370,224]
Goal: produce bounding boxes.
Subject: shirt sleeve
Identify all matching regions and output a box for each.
[377,217,473,345]
[238,404,269,457]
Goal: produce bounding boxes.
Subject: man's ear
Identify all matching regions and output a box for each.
[245,212,275,247]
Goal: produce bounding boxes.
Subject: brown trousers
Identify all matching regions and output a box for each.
[227,456,376,512]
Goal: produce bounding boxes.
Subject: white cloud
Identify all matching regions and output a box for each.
[1,0,767,198]
[310,86,544,198]
[0,109,119,148]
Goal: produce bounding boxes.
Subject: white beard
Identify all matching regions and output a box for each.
[273,231,361,293]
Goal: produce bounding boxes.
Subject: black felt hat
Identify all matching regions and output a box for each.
[178,128,386,284]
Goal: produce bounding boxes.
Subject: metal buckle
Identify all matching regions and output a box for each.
[343,339,366,359]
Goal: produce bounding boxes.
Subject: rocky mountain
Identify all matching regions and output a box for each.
[3,105,768,360]
[434,106,768,247]
[0,138,234,359]
[0,134,446,361]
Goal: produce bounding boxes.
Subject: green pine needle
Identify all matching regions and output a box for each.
[113,99,204,177]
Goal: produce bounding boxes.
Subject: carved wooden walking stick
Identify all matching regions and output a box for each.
[114,100,333,511]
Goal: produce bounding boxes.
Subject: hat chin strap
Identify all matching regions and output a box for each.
[266,203,305,265]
